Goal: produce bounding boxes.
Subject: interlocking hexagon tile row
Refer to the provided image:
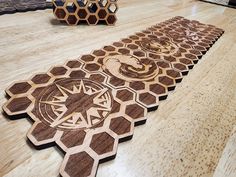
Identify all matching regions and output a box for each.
[52,0,118,25]
[3,16,224,177]
[0,0,52,15]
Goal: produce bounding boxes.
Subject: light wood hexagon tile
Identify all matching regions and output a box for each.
[3,16,224,177]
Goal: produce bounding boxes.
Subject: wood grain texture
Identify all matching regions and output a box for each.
[52,0,118,25]
[2,16,224,177]
[213,125,236,177]
[0,0,236,177]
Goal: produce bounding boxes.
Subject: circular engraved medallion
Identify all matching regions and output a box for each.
[180,20,206,32]
[166,27,201,42]
[166,21,207,42]
[102,54,159,82]
[139,37,178,55]
[34,78,113,130]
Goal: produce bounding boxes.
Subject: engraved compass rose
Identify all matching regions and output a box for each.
[34,78,113,130]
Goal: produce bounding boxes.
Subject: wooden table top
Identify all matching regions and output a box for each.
[0,0,236,177]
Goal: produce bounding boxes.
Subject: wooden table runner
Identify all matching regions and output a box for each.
[0,0,52,15]
[3,16,224,177]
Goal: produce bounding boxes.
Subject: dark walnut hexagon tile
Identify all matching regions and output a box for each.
[52,0,118,25]
[3,17,224,177]
[3,67,147,177]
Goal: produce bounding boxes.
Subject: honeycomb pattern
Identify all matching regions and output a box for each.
[79,16,223,111]
[3,17,224,177]
[52,0,118,25]
[3,66,146,177]
[80,44,179,111]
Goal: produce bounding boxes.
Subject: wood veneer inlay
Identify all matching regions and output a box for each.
[3,16,224,177]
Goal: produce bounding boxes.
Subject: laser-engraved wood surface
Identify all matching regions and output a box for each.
[52,0,118,25]
[1,1,236,177]
[2,16,224,177]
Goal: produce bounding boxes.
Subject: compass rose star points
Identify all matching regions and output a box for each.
[39,80,112,129]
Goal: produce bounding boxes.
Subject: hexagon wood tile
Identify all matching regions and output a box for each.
[52,0,118,25]
[3,16,224,177]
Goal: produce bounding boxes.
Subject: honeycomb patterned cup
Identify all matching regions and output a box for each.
[52,0,118,25]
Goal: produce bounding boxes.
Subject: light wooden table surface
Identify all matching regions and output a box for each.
[0,0,236,177]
